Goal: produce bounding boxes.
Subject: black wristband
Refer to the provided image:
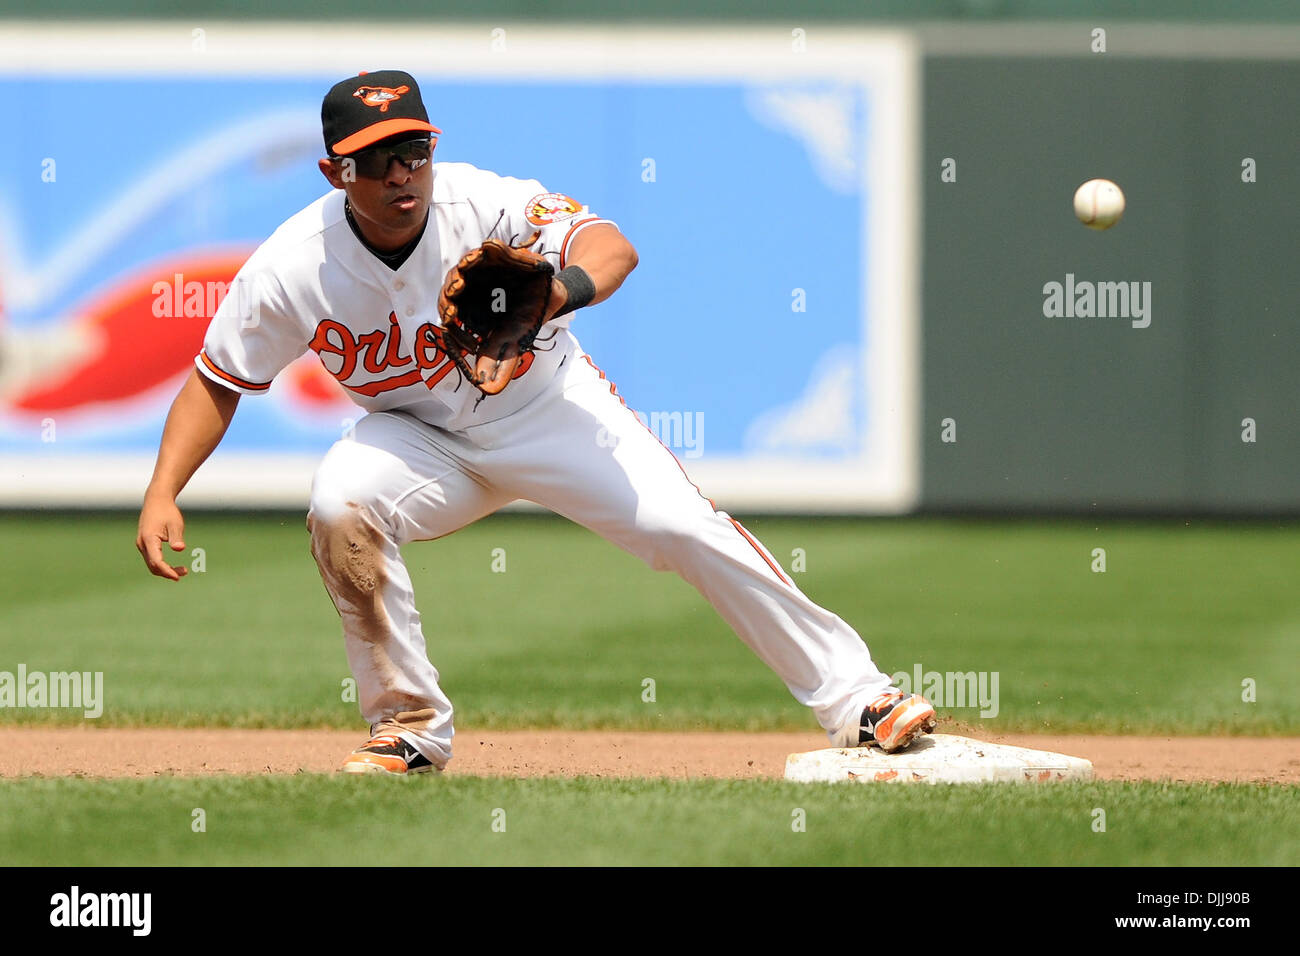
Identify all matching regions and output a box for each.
[553,265,596,318]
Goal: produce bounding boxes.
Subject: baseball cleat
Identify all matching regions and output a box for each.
[340,734,437,775]
[856,690,937,752]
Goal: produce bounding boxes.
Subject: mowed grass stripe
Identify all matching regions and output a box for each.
[0,775,1293,866]
[0,514,1296,733]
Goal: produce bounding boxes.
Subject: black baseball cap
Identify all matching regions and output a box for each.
[321,69,442,156]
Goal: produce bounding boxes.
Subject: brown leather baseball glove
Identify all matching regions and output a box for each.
[437,232,555,396]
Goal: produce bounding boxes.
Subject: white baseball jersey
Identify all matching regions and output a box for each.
[195,162,615,432]
[194,158,903,769]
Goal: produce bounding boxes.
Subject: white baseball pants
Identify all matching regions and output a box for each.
[306,353,894,768]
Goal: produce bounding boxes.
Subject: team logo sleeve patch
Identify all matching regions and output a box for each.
[525,192,584,226]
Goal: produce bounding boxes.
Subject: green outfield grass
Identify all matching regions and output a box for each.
[0,774,1293,866]
[0,513,1297,735]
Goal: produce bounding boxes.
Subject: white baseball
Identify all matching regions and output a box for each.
[1073,178,1125,230]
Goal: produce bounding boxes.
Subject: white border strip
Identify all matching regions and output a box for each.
[0,22,916,76]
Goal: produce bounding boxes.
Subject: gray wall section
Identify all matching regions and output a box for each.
[922,57,1300,511]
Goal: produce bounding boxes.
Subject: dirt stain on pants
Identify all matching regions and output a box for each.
[308,502,436,734]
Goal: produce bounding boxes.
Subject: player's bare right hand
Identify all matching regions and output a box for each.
[136,494,189,581]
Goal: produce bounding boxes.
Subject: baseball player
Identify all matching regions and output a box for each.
[135,70,935,774]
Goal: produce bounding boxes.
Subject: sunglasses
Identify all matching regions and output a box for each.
[336,137,434,179]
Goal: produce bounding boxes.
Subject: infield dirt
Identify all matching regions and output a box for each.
[0,728,1294,783]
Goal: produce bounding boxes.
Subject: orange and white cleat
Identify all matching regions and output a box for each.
[340,734,437,775]
[852,690,937,753]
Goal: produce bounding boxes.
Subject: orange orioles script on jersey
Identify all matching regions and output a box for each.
[307,312,535,397]
[354,85,409,112]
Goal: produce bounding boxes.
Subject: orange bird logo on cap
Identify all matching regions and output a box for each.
[354,85,409,112]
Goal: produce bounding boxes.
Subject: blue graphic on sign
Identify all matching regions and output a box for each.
[0,75,870,466]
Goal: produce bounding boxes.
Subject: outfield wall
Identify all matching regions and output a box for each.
[0,20,1296,513]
